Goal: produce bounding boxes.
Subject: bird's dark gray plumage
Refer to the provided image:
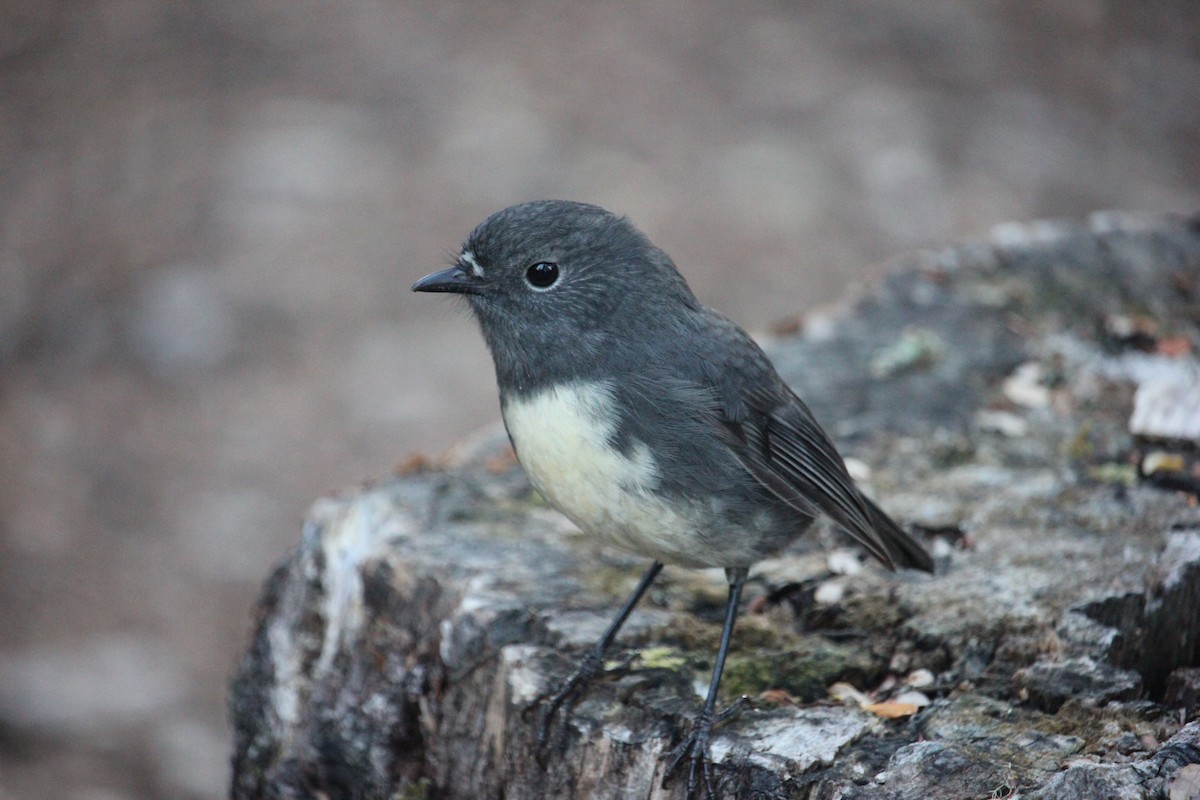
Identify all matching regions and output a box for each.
[413,199,933,796]
[415,199,933,572]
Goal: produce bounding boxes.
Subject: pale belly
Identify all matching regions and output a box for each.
[500,381,715,566]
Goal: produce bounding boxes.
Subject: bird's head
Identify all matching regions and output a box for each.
[413,200,697,386]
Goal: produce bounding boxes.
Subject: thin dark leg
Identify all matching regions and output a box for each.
[535,560,664,750]
[664,566,748,798]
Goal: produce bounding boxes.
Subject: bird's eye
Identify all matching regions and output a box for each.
[525,261,560,289]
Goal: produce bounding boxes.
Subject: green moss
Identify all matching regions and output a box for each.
[1085,463,1138,487]
[632,646,689,671]
[720,639,881,703]
[650,605,885,702]
[393,779,431,800]
[1064,424,1095,461]
[869,327,947,379]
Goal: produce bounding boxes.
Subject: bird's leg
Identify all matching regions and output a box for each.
[663,566,747,799]
[533,560,664,753]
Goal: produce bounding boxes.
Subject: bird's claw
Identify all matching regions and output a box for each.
[662,697,750,798]
[715,694,751,724]
[528,648,609,759]
[663,710,718,799]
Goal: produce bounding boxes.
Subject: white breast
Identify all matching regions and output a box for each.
[501,382,707,565]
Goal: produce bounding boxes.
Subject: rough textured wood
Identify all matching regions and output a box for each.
[231,212,1200,799]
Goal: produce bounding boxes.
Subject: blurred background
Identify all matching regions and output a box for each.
[0,1,1196,797]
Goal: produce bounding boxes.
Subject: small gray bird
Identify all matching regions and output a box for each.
[413,200,933,795]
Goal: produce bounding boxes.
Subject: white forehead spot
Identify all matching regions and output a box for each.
[460,250,483,277]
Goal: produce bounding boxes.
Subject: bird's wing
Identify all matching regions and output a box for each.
[693,314,932,573]
[724,383,900,569]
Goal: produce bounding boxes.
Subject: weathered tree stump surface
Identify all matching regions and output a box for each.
[230,212,1200,799]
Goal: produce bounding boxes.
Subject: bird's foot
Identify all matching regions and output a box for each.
[663,709,718,798]
[662,698,750,799]
[527,649,635,761]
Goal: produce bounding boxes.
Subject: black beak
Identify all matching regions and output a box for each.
[411,266,482,294]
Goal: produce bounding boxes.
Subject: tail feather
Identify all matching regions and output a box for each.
[861,494,936,573]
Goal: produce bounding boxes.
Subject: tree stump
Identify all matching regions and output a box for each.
[231,212,1200,799]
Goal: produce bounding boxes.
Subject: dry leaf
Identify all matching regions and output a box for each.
[758,689,796,706]
[395,452,433,475]
[863,701,919,719]
[1157,336,1192,358]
